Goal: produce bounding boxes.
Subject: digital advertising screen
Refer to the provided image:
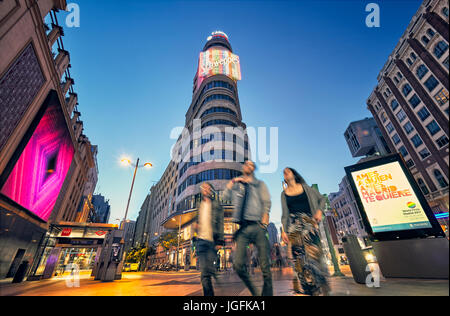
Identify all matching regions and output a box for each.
[198,48,242,82]
[0,97,75,222]
[349,160,432,233]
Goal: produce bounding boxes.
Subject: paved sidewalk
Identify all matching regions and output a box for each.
[0,267,448,296]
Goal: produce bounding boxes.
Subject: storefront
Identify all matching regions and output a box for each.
[30,222,118,279]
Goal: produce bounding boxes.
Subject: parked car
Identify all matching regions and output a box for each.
[123,263,139,272]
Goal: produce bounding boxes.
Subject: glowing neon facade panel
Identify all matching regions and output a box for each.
[198,49,242,82]
[0,99,75,222]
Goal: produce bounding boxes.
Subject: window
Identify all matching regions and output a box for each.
[434,88,449,105]
[391,99,399,111]
[436,135,449,148]
[394,77,400,84]
[417,178,430,195]
[424,76,439,92]
[416,64,429,79]
[402,84,412,97]
[434,41,449,59]
[426,28,435,38]
[386,88,392,96]
[397,72,403,79]
[409,94,421,108]
[403,121,414,134]
[417,107,430,121]
[406,58,413,66]
[411,134,423,148]
[426,120,441,136]
[434,169,448,188]
[443,7,449,17]
[444,57,449,70]
[406,159,415,168]
[201,119,237,128]
[392,134,401,145]
[399,146,408,157]
[200,107,237,118]
[380,112,387,123]
[421,35,430,46]
[396,109,407,122]
[419,148,431,159]
[386,122,395,134]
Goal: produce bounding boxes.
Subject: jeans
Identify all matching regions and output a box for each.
[233,223,273,296]
[197,239,216,296]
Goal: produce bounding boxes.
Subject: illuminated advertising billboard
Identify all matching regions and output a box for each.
[345,154,444,240]
[0,92,75,222]
[198,48,242,82]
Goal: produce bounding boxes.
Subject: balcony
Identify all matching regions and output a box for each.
[47,23,64,47]
[65,92,78,113]
[54,48,70,79]
[61,77,74,95]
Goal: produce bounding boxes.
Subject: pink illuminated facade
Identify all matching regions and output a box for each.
[1,100,75,222]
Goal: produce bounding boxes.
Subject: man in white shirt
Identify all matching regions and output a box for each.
[194,182,224,296]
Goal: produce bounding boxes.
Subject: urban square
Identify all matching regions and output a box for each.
[0,0,448,301]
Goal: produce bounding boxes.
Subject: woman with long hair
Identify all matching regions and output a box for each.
[281,167,330,296]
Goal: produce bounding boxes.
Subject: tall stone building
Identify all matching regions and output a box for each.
[0,0,97,279]
[144,31,250,269]
[366,0,449,222]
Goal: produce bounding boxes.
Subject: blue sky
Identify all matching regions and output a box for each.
[59,0,422,228]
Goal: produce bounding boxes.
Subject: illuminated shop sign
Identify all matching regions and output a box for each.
[349,160,432,233]
[198,49,242,82]
[0,94,75,222]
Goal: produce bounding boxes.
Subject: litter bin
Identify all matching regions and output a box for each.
[12,260,29,284]
[341,235,369,284]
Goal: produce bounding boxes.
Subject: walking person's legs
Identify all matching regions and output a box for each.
[233,227,258,296]
[198,240,216,296]
[254,225,273,296]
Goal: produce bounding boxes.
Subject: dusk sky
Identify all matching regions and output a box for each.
[58,0,422,229]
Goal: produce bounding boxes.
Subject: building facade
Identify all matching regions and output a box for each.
[144,31,250,269]
[91,194,111,224]
[328,176,369,248]
[366,0,449,226]
[0,0,97,279]
[344,117,392,158]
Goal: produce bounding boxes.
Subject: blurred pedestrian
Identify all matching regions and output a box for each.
[193,182,224,296]
[281,167,330,296]
[224,160,273,296]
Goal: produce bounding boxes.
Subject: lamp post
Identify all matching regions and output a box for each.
[120,157,153,230]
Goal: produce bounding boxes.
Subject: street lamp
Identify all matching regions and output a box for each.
[120,157,153,230]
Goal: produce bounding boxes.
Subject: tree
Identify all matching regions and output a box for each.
[159,231,183,251]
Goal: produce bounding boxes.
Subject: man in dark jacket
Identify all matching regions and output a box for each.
[224,160,273,296]
[193,182,224,296]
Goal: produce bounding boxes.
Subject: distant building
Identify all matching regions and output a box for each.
[92,194,111,224]
[328,176,369,248]
[267,223,279,247]
[344,117,392,157]
[121,220,136,253]
[133,194,152,248]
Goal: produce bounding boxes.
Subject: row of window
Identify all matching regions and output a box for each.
[201,80,235,95]
[178,150,249,178]
[178,169,242,195]
[176,190,234,213]
[200,93,236,111]
[202,119,237,128]
[200,106,237,118]
[417,169,449,197]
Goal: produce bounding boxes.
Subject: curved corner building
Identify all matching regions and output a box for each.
[160,31,250,269]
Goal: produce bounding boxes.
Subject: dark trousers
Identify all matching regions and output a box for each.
[234,223,273,296]
[197,239,216,296]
